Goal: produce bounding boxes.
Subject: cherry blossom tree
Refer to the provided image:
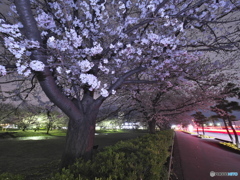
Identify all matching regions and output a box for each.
[192,111,207,134]
[211,100,240,147]
[45,105,68,134]
[128,76,221,133]
[96,95,125,122]
[0,0,240,168]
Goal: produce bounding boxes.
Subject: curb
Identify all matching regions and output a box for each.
[184,131,240,153]
[168,132,175,180]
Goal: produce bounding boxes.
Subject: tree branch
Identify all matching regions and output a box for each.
[96,66,147,102]
[123,80,159,84]
[14,0,82,120]
[110,66,147,90]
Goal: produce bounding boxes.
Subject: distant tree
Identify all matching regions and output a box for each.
[0,103,41,130]
[207,116,219,126]
[0,103,16,125]
[129,79,220,133]
[45,108,68,132]
[96,95,125,123]
[211,100,240,147]
[0,0,239,168]
[192,111,207,135]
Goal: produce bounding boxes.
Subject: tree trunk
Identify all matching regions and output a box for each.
[202,124,205,135]
[212,120,215,126]
[60,108,98,169]
[14,0,141,170]
[148,119,156,134]
[46,124,51,134]
[223,118,233,142]
[227,118,239,147]
[46,110,52,134]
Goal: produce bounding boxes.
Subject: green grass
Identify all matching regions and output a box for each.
[95,129,125,133]
[0,130,147,180]
[0,129,67,137]
[95,129,148,134]
[1,129,147,137]
[0,129,147,137]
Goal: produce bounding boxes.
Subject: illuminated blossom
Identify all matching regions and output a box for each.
[4,37,25,59]
[80,73,100,90]
[0,0,238,96]
[0,65,6,76]
[77,60,94,73]
[29,60,45,71]
[100,88,109,97]
[111,89,116,95]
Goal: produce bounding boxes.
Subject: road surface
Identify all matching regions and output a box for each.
[172,131,240,180]
[199,132,240,144]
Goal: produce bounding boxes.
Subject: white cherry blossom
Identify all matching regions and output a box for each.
[0,0,239,169]
[77,60,94,73]
[29,60,45,71]
[100,88,109,97]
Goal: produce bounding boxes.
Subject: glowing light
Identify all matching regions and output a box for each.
[171,125,176,129]
[95,126,100,130]
[17,136,57,140]
[188,124,194,132]
[193,127,240,135]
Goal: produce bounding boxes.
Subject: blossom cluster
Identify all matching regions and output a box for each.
[4,37,26,59]
[77,60,94,73]
[16,60,31,76]
[0,20,22,38]
[0,0,238,98]
[29,60,45,71]
[80,73,100,91]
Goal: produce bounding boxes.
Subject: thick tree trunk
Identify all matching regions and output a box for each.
[60,105,99,169]
[14,0,144,170]
[148,119,156,134]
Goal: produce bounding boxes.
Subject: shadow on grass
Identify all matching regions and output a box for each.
[0,130,147,179]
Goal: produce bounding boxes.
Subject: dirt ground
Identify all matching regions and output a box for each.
[0,132,146,179]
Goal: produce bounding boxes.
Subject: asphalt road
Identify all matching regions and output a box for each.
[197,132,240,144]
[172,131,240,180]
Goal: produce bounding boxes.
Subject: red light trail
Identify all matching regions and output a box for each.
[193,127,240,135]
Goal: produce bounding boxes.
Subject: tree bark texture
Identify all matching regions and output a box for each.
[223,118,233,142]
[14,0,147,169]
[14,0,103,168]
[15,0,81,121]
[61,112,97,168]
[227,118,239,147]
[148,119,156,134]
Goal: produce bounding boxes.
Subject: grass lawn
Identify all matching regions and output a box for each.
[0,129,147,179]
[0,129,67,137]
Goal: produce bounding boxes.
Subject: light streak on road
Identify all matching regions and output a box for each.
[193,127,240,135]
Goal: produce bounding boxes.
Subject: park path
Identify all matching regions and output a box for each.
[172,131,240,180]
